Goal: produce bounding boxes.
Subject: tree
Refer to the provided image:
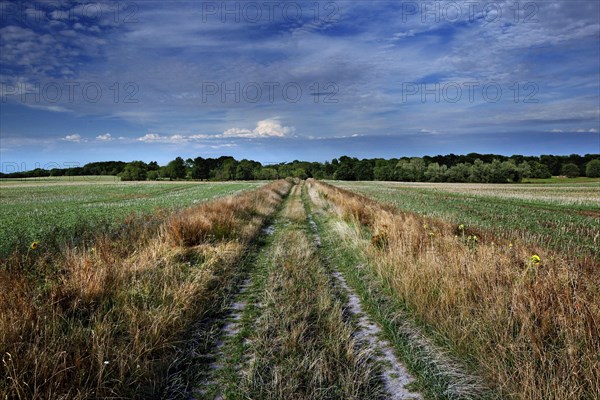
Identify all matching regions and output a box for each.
[396,158,426,181]
[165,157,187,180]
[214,159,237,180]
[540,155,560,175]
[235,160,256,180]
[256,167,278,180]
[191,157,210,180]
[445,163,471,182]
[469,159,488,183]
[373,159,394,181]
[501,160,522,183]
[147,170,160,180]
[395,160,411,181]
[529,161,552,179]
[517,161,532,179]
[333,163,355,180]
[323,161,335,178]
[561,163,580,178]
[118,161,148,181]
[354,159,374,180]
[424,162,447,182]
[585,159,600,178]
[486,159,510,183]
[292,168,308,179]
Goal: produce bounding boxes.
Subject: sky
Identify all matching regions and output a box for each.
[1,0,599,170]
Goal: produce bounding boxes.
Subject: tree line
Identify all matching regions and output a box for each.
[2,153,599,182]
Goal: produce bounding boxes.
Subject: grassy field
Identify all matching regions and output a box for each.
[0,175,121,184]
[1,180,290,399]
[1,178,598,400]
[0,179,264,257]
[312,180,599,399]
[522,176,600,184]
[329,180,600,259]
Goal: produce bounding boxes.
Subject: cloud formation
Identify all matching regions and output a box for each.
[131,119,294,143]
[223,119,295,138]
[1,0,598,164]
[63,134,83,142]
[96,133,112,141]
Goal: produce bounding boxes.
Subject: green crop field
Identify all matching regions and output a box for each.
[2,179,599,400]
[522,177,600,184]
[0,179,264,257]
[329,180,600,259]
[0,175,121,185]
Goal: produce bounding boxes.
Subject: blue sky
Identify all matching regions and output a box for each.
[1,0,599,169]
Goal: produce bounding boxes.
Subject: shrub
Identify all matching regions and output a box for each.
[585,159,600,178]
[561,163,580,178]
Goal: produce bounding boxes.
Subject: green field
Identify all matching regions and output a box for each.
[0,179,264,257]
[0,175,121,184]
[2,179,599,399]
[329,180,600,259]
[522,177,600,184]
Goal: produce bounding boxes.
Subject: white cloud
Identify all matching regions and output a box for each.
[253,119,294,137]
[222,127,253,137]
[576,128,598,133]
[222,119,295,138]
[169,134,187,142]
[130,119,294,144]
[189,134,212,139]
[137,133,163,142]
[96,133,112,141]
[393,30,415,40]
[551,129,564,133]
[63,134,83,142]
[28,104,71,113]
[136,133,189,143]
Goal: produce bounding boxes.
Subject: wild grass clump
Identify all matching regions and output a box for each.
[311,179,600,400]
[0,180,290,399]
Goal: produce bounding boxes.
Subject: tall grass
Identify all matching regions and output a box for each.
[0,180,290,399]
[310,179,600,399]
[332,180,600,259]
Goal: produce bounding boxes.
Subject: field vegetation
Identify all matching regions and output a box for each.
[331,180,600,259]
[0,180,262,257]
[1,176,597,400]
[310,180,599,399]
[0,181,290,399]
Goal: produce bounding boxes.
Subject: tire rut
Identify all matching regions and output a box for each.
[303,186,422,400]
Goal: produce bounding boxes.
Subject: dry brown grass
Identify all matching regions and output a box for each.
[310,179,600,400]
[0,180,290,399]
[282,182,306,222]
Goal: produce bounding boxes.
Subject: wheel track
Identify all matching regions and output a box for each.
[302,182,422,400]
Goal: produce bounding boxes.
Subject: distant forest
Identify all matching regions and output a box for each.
[2,154,600,183]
